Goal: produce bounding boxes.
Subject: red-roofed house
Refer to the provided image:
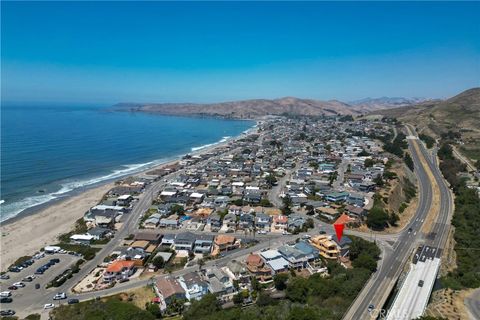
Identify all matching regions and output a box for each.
[334,213,353,226]
[103,260,136,283]
[270,215,288,233]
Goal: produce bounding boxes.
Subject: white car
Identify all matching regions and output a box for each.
[44,303,55,309]
[12,282,25,288]
[53,292,67,300]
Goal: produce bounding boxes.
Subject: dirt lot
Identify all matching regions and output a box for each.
[113,286,157,309]
[426,288,473,320]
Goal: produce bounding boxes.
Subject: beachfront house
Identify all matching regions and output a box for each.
[103,260,136,283]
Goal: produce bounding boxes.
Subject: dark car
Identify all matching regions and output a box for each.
[67,298,79,304]
[8,267,20,273]
[408,228,413,233]
[418,280,424,287]
[35,269,44,275]
[0,297,13,303]
[50,258,60,264]
[7,286,18,290]
[0,310,15,316]
[319,230,327,235]
[35,283,41,289]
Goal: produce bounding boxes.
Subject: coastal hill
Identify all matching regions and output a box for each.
[113,97,360,119]
[349,97,432,113]
[370,88,480,130]
[371,87,480,161]
[113,96,428,119]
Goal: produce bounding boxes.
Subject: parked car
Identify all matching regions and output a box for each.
[0,291,12,297]
[0,274,10,280]
[0,310,15,316]
[50,258,60,264]
[35,283,41,289]
[67,298,79,304]
[118,278,129,283]
[34,269,44,275]
[44,303,55,309]
[13,282,25,288]
[8,267,20,273]
[0,297,13,303]
[22,275,36,282]
[53,292,67,300]
[7,286,18,290]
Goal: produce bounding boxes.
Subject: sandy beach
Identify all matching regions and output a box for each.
[0,125,258,271]
[0,183,113,270]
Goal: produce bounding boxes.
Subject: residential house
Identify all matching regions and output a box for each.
[245,254,273,282]
[278,245,309,269]
[194,234,214,254]
[117,194,133,206]
[309,235,340,259]
[205,267,234,296]
[86,226,112,240]
[144,213,161,229]
[134,232,163,244]
[255,213,271,231]
[103,260,136,283]
[287,214,306,231]
[178,272,209,301]
[174,232,196,252]
[155,276,186,305]
[213,235,239,254]
[325,191,349,203]
[271,215,288,233]
[159,215,179,229]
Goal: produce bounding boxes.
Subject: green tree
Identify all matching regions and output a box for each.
[404,153,414,171]
[183,294,221,320]
[273,273,289,290]
[352,253,378,272]
[265,173,278,187]
[364,158,375,168]
[282,195,292,216]
[285,277,309,303]
[366,206,389,230]
[152,255,165,269]
[145,302,162,318]
[170,204,185,215]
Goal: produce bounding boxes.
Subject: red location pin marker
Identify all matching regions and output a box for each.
[334,223,345,242]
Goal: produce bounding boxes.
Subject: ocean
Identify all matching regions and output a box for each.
[0,104,254,223]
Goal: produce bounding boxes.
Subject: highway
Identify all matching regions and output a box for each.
[343,125,453,320]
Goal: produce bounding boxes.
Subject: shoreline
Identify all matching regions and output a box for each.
[0,124,258,270]
[0,120,257,226]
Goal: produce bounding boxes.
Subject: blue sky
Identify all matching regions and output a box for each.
[1,1,479,104]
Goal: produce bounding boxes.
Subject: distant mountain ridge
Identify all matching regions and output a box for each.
[349,97,433,112]
[113,95,433,119]
[113,97,361,119]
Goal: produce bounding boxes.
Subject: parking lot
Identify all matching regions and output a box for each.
[0,252,80,316]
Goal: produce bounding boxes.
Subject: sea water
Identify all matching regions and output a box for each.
[0,104,253,222]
